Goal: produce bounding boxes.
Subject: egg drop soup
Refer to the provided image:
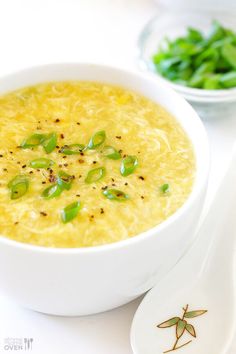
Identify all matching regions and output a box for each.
[0,82,195,248]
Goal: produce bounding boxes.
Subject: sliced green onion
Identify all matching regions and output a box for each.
[85,167,106,184]
[42,184,62,199]
[42,132,57,153]
[57,171,74,190]
[120,155,138,176]
[20,134,46,149]
[102,145,121,160]
[160,183,170,193]
[8,175,29,200]
[61,201,81,223]
[102,188,129,201]
[29,158,55,169]
[87,130,106,149]
[60,144,85,155]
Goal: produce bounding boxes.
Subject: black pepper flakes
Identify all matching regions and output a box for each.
[93,161,97,164]
[0,154,3,157]
[138,176,145,181]
[64,163,68,167]
[100,208,104,214]
[78,159,84,164]
[49,175,56,183]
[60,134,65,139]
[40,211,47,217]
[76,194,80,197]
[42,181,46,184]
[101,186,108,190]
[3,168,7,172]
[141,195,145,199]
[14,221,19,225]
[124,182,128,186]
[22,165,26,169]
[116,136,121,139]
[76,122,81,125]
[55,119,60,123]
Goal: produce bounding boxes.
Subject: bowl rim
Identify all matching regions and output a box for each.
[0,62,210,254]
[137,14,236,103]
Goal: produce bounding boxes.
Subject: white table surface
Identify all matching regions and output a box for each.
[0,1,235,353]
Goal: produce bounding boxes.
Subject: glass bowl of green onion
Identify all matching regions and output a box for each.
[138,11,236,120]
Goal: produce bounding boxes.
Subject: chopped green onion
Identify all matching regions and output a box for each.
[85,167,106,184]
[160,183,170,193]
[87,130,106,149]
[8,175,29,200]
[102,188,129,201]
[60,144,85,155]
[42,184,62,199]
[61,201,81,223]
[120,155,138,176]
[221,43,236,69]
[219,71,236,88]
[152,20,236,89]
[20,134,46,149]
[102,145,121,160]
[42,132,57,153]
[29,158,55,169]
[56,171,74,190]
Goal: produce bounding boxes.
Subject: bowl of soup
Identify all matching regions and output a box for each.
[0,63,209,316]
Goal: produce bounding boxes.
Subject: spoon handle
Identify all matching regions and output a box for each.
[199,145,236,279]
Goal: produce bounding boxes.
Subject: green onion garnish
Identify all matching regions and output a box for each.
[120,155,138,176]
[29,158,55,169]
[60,144,85,155]
[56,171,74,190]
[85,167,106,184]
[87,130,106,149]
[61,201,81,223]
[160,183,170,193]
[102,145,121,160]
[42,132,57,153]
[42,184,62,199]
[20,134,46,149]
[8,175,29,200]
[102,188,129,201]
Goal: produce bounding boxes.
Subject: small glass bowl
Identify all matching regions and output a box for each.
[138,11,236,120]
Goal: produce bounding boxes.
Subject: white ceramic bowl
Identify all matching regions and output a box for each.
[138,11,236,120]
[0,63,209,316]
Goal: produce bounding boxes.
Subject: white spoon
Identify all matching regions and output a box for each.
[131,147,236,354]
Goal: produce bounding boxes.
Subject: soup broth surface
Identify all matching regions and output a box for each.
[0,81,195,247]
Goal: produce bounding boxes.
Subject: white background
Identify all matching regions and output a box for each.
[0,1,235,353]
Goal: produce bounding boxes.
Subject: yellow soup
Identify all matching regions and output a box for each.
[0,82,195,248]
